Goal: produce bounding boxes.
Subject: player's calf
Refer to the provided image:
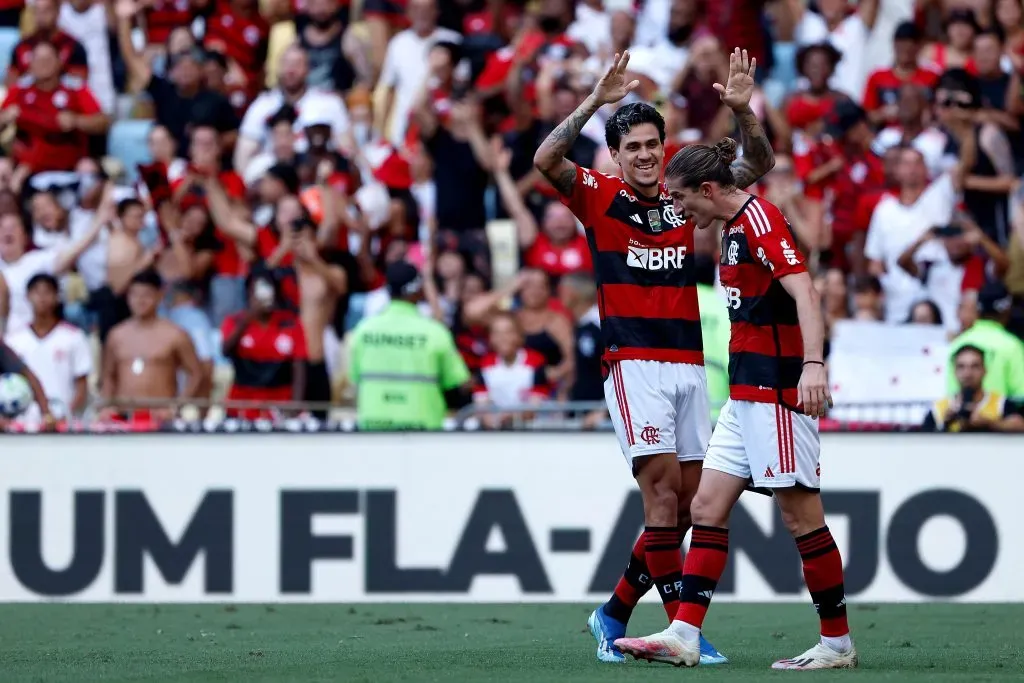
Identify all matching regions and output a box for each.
[774,488,853,657]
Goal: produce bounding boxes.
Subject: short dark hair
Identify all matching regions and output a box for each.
[975,26,1005,44]
[26,273,59,292]
[954,344,986,363]
[117,198,144,217]
[664,137,738,189]
[605,102,665,150]
[268,104,299,128]
[937,68,981,108]
[432,41,461,65]
[130,268,163,290]
[852,274,882,294]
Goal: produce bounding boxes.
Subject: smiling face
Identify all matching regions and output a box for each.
[610,122,664,192]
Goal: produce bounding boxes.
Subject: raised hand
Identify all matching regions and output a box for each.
[714,48,757,111]
[591,51,640,106]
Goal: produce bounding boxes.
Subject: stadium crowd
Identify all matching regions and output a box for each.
[0,0,1023,432]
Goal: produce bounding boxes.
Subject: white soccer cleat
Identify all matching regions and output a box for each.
[613,629,700,667]
[771,641,859,670]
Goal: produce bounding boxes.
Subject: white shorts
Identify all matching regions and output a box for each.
[704,399,821,490]
[604,359,711,467]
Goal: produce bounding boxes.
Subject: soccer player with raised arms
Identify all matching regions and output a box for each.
[533,48,775,665]
[613,135,856,670]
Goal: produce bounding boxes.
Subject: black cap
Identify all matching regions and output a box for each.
[386,261,424,298]
[825,99,867,138]
[894,20,921,41]
[977,280,1012,316]
[265,163,300,195]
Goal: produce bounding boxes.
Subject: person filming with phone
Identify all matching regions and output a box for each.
[896,209,1010,333]
[922,344,1024,432]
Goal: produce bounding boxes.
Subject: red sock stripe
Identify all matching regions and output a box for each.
[821,616,849,638]
[798,535,836,553]
[612,364,634,446]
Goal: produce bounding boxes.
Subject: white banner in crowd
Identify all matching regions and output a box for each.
[0,433,1017,603]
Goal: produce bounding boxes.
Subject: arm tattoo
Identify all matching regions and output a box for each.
[731,105,776,190]
[535,98,600,196]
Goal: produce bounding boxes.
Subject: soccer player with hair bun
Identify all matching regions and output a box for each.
[614,131,857,670]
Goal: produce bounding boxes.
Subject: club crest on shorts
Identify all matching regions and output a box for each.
[640,424,660,445]
[647,209,662,232]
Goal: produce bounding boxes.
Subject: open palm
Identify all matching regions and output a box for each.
[592,51,641,106]
[714,48,757,110]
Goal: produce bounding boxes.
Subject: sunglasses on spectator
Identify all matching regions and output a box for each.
[936,92,973,108]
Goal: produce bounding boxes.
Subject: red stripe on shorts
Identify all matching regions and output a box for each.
[613,364,635,446]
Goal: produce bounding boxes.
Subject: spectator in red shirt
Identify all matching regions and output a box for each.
[0,41,109,175]
[813,100,886,274]
[785,42,850,134]
[203,0,270,105]
[493,143,591,281]
[472,310,552,430]
[6,0,88,85]
[221,272,308,420]
[864,21,940,127]
[145,0,197,47]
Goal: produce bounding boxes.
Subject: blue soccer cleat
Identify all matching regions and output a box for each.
[587,606,626,663]
[700,634,729,665]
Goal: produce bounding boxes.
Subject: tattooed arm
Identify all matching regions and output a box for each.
[534,51,640,198]
[730,104,776,189]
[533,96,601,197]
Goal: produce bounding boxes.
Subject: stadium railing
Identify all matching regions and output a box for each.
[3,397,936,433]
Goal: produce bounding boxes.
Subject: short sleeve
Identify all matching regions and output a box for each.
[347,325,362,383]
[76,87,102,116]
[862,71,881,111]
[220,314,238,342]
[863,200,887,262]
[437,329,471,390]
[0,343,27,374]
[70,328,93,378]
[239,95,268,143]
[559,162,621,227]
[746,200,807,279]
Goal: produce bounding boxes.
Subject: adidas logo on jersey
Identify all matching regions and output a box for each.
[764,466,775,478]
[629,214,643,224]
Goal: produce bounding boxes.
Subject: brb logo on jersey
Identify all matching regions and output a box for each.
[626,239,687,271]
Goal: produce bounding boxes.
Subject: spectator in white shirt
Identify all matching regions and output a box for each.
[234,45,353,173]
[377,0,461,145]
[59,0,116,113]
[865,141,970,331]
[0,211,104,338]
[5,274,91,421]
[872,83,950,179]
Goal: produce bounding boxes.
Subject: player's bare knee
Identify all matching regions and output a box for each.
[775,489,826,538]
[689,489,728,528]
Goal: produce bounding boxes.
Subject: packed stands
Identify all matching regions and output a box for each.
[0,0,1023,434]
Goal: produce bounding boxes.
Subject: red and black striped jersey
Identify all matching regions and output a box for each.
[719,196,807,406]
[221,310,307,390]
[203,2,269,98]
[145,0,196,46]
[9,30,88,82]
[561,163,702,367]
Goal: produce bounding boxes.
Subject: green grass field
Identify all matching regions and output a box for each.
[2,604,1022,682]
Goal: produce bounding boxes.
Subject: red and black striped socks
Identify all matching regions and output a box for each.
[796,526,850,642]
[644,526,685,621]
[675,525,729,629]
[603,532,652,623]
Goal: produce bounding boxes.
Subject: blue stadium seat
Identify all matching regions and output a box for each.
[0,28,20,83]
[107,119,155,183]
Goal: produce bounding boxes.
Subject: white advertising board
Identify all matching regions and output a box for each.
[0,433,1017,603]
